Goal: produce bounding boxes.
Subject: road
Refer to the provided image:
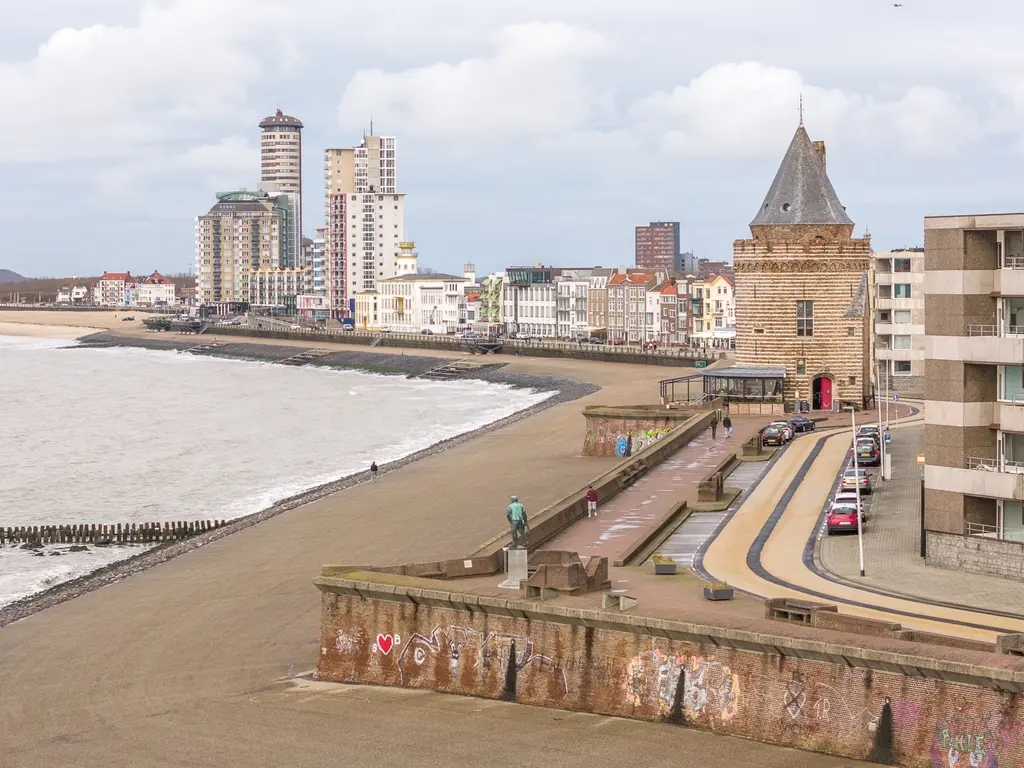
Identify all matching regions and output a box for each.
[700,406,1024,642]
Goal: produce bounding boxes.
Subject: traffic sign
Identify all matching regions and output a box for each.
[884,433,891,443]
[695,361,708,369]
[893,394,900,402]
[916,453,925,465]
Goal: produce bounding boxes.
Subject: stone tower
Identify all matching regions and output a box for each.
[733,124,871,411]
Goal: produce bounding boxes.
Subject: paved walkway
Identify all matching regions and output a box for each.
[819,422,1024,615]
[701,406,1024,643]
[545,418,764,562]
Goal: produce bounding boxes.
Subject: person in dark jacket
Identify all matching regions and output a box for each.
[586,486,599,517]
[722,415,733,438]
[370,461,378,481]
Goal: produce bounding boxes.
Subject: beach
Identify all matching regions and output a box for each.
[0,307,678,767]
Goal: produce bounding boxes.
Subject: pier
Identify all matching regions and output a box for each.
[0,520,226,546]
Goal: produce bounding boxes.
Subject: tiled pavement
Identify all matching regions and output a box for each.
[818,422,1024,615]
[545,418,766,562]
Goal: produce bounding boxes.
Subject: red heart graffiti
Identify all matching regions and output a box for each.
[377,634,393,655]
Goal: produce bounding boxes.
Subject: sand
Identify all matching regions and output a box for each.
[0,310,142,339]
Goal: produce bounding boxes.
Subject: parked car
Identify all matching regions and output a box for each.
[857,425,882,446]
[588,337,604,344]
[768,421,794,442]
[342,325,354,331]
[827,505,866,535]
[787,415,816,433]
[607,338,625,346]
[762,426,786,447]
[121,316,135,321]
[832,492,869,520]
[840,468,873,495]
[854,438,881,467]
[420,329,433,335]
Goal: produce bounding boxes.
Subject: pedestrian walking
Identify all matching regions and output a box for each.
[370,461,378,481]
[711,416,718,439]
[507,495,529,548]
[585,486,599,517]
[723,415,733,438]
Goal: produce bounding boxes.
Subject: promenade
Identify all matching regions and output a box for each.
[0,324,863,768]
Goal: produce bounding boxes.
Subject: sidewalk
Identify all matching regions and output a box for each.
[817,422,1024,616]
[544,417,766,562]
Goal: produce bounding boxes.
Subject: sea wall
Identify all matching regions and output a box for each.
[581,405,704,457]
[314,578,1024,767]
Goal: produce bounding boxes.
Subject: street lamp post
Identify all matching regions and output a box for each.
[875,352,886,478]
[849,406,866,577]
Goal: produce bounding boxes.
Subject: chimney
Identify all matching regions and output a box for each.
[811,141,826,172]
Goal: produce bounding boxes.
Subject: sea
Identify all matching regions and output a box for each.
[0,335,552,606]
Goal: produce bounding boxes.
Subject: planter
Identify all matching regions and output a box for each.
[652,555,677,575]
[703,586,734,601]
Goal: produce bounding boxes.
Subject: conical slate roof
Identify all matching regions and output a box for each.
[750,125,853,227]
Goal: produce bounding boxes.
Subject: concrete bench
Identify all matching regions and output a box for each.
[602,592,638,612]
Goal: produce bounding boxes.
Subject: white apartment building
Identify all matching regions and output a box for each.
[93,272,134,306]
[57,284,90,305]
[556,273,590,339]
[353,291,382,331]
[379,273,468,334]
[308,230,327,297]
[324,134,404,318]
[259,109,303,237]
[873,248,925,395]
[502,267,559,338]
[133,272,176,306]
[250,268,306,310]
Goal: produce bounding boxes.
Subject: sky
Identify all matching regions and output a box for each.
[2,0,1023,278]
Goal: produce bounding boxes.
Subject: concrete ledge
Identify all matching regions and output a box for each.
[613,502,691,567]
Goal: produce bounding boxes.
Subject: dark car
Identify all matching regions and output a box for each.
[122,316,135,321]
[854,438,881,466]
[787,415,816,433]
[827,505,865,535]
[762,426,785,446]
[857,425,882,445]
[420,329,433,335]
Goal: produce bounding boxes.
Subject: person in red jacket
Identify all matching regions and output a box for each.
[586,486,599,518]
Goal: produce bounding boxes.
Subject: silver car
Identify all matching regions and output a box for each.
[840,468,873,495]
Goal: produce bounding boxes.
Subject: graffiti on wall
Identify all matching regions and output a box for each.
[929,716,1024,768]
[624,650,739,725]
[395,625,568,698]
[613,428,672,457]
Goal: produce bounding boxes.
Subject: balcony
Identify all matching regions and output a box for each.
[875,297,917,311]
[967,456,1024,474]
[927,331,1024,365]
[926,462,1024,500]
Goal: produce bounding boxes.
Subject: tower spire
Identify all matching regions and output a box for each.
[798,94,804,126]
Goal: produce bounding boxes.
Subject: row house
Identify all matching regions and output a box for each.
[93,272,134,306]
[56,284,91,305]
[608,272,657,343]
[378,273,468,334]
[690,273,736,346]
[647,281,684,344]
[134,272,176,306]
[502,266,559,338]
[586,268,614,337]
[556,272,590,339]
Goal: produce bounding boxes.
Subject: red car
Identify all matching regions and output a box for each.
[827,505,865,535]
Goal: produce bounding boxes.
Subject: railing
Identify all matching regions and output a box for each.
[966,456,1024,473]
[966,324,1024,337]
[967,521,1024,541]
[1005,255,1024,269]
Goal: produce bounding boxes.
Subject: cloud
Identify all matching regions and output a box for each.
[337,22,614,141]
[0,0,293,163]
[630,62,981,158]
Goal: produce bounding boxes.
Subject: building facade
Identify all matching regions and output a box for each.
[733,124,871,410]
[480,273,504,329]
[134,271,176,305]
[635,222,680,273]
[379,273,467,334]
[690,274,736,346]
[502,266,558,338]
[586,269,613,337]
[250,268,306,310]
[94,272,134,306]
[57,284,90,305]
[608,272,656,343]
[195,190,282,304]
[353,291,381,331]
[923,213,1024,578]
[873,248,925,396]
[259,109,303,236]
[556,271,591,339]
[324,134,403,318]
[308,230,327,298]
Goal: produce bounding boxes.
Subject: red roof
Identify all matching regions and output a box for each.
[466,292,481,302]
[610,272,653,286]
[100,272,132,282]
[143,271,171,284]
[660,283,679,295]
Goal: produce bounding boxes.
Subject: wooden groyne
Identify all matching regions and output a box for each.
[0,521,226,547]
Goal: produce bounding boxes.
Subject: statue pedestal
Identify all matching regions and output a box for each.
[499,547,528,589]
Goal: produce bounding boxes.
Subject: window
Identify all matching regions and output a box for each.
[893,258,911,273]
[894,283,912,299]
[797,300,813,336]
[1001,366,1024,402]
[893,310,911,324]
[848,376,857,386]
[892,335,912,350]
[894,361,912,374]
[848,327,855,336]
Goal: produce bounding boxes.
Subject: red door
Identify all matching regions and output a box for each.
[820,377,833,411]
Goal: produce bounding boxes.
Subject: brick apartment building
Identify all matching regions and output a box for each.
[733,123,871,410]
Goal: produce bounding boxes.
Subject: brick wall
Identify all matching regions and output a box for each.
[581,406,701,457]
[316,584,1024,766]
[734,232,871,407]
[928,530,1024,581]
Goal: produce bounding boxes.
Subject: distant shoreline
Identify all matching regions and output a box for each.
[0,321,100,339]
[0,334,598,627]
